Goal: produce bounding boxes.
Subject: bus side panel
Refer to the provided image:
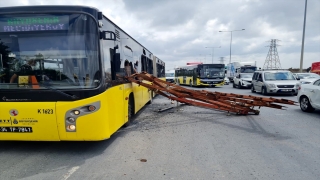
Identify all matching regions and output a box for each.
[105,85,125,135]
[0,102,60,141]
[132,82,150,114]
[132,83,144,113]
[176,76,183,84]
[186,77,192,85]
[56,85,125,141]
[142,80,151,105]
[196,78,201,86]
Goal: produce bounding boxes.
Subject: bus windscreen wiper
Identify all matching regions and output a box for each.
[39,83,79,100]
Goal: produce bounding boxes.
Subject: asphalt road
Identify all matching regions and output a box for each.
[0,84,319,180]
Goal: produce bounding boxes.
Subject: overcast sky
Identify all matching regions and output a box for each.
[1,0,319,71]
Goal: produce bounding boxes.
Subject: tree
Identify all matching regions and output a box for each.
[0,39,13,69]
[0,39,15,82]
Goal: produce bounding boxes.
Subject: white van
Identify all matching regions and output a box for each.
[165,70,175,83]
[251,70,299,96]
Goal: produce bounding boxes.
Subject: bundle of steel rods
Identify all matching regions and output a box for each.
[126,72,298,115]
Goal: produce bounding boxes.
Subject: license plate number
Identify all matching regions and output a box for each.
[0,127,33,133]
[281,89,290,91]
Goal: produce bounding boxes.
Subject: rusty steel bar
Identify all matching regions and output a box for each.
[125,72,298,115]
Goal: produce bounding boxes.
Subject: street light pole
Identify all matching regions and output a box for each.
[300,0,307,73]
[205,46,221,63]
[219,29,245,64]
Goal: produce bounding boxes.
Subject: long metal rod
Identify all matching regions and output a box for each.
[126,72,298,115]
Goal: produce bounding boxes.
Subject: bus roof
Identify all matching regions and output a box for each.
[175,63,225,70]
[0,5,100,16]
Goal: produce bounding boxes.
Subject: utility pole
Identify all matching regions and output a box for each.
[300,0,307,73]
[219,29,245,63]
[205,46,221,63]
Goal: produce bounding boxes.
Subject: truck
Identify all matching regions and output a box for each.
[311,62,320,75]
[226,61,257,82]
[165,69,175,83]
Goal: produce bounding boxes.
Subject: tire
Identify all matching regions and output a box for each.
[233,82,236,88]
[124,95,134,127]
[299,96,315,112]
[251,85,256,93]
[261,87,267,95]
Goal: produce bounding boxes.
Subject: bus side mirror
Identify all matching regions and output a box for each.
[101,31,116,41]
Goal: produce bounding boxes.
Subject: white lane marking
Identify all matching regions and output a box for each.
[61,166,80,180]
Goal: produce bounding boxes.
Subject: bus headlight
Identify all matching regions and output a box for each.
[67,125,76,131]
[73,110,80,115]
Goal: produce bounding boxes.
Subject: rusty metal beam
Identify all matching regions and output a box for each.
[126,72,298,115]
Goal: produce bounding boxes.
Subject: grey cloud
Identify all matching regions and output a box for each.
[0,0,318,69]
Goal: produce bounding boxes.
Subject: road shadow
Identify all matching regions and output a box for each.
[0,122,131,179]
[123,100,291,141]
[291,108,320,118]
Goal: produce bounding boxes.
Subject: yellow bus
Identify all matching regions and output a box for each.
[174,64,225,87]
[0,5,163,141]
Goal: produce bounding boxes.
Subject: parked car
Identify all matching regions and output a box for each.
[224,77,230,85]
[293,73,320,85]
[293,72,320,80]
[251,70,299,95]
[233,73,253,89]
[297,78,320,112]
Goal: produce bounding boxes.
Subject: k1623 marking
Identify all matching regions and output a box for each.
[38,109,54,114]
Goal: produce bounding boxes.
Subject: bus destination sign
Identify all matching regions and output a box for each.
[0,15,69,32]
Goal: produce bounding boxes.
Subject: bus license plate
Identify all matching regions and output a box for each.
[0,127,33,133]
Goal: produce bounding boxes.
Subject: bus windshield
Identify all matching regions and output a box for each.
[240,66,257,73]
[165,73,174,77]
[0,13,100,90]
[199,65,225,78]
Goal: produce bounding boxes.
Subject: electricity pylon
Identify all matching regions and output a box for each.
[263,39,282,69]
[219,57,225,64]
